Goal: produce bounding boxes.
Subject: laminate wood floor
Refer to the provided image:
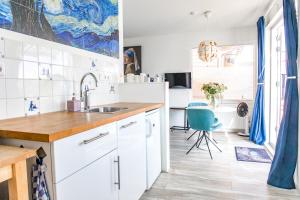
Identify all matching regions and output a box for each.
[141,131,300,200]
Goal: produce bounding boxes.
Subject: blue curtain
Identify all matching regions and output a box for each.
[267,0,299,189]
[249,17,266,145]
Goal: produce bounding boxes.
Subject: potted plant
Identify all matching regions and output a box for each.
[201,82,227,107]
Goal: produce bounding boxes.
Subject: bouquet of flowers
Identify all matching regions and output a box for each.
[201,82,227,106]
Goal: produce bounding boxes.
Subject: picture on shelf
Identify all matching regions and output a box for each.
[0,0,119,58]
[124,46,142,75]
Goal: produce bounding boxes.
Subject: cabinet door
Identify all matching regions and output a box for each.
[146,110,161,189]
[117,113,147,200]
[55,150,118,200]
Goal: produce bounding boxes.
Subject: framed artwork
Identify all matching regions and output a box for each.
[0,0,119,58]
[124,46,142,75]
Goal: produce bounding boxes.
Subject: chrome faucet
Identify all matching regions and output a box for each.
[80,73,98,111]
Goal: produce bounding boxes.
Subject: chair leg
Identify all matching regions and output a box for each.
[186,133,202,155]
[206,136,222,152]
[187,130,198,140]
[213,138,218,144]
[204,133,213,159]
[197,132,204,148]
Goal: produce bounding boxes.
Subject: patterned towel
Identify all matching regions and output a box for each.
[32,159,50,200]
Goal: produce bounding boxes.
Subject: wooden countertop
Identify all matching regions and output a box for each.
[0,102,162,143]
[0,145,36,168]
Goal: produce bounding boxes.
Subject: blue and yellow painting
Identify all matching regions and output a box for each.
[0,0,119,58]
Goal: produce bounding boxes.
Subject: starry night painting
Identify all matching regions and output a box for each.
[0,0,119,58]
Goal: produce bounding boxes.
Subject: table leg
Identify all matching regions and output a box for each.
[8,160,29,200]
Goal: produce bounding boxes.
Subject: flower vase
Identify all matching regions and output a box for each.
[210,96,218,108]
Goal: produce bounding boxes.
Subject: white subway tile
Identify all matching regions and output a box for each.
[6,98,25,118]
[6,79,24,98]
[0,38,4,56]
[52,65,64,80]
[53,80,64,96]
[4,58,23,79]
[0,78,5,99]
[4,39,23,59]
[38,46,52,64]
[53,96,66,111]
[24,80,39,98]
[39,80,52,97]
[23,42,38,62]
[24,61,39,79]
[39,97,53,114]
[63,67,73,81]
[39,63,52,80]
[24,98,39,116]
[0,99,6,119]
[52,48,63,65]
[64,81,73,96]
[63,51,74,67]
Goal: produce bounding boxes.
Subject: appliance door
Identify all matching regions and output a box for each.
[146,111,161,190]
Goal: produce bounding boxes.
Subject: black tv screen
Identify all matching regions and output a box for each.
[165,73,192,89]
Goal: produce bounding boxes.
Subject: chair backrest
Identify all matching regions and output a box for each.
[187,108,215,131]
[188,102,209,107]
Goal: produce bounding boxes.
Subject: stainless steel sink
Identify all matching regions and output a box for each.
[88,107,128,113]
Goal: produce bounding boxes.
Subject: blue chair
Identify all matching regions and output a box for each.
[186,108,222,159]
[186,102,220,142]
[186,102,209,139]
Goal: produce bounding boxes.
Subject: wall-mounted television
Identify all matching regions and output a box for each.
[165,72,192,89]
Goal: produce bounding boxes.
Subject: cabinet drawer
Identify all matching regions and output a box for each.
[52,122,117,183]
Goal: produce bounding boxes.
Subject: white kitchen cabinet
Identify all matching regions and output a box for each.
[117,113,147,200]
[146,109,161,189]
[51,122,117,183]
[55,150,119,200]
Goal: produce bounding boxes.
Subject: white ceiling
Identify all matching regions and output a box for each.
[123,0,272,38]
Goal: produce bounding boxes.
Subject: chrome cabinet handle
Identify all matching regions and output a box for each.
[120,121,137,129]
[114,156,121,190]
[82,132,109,144]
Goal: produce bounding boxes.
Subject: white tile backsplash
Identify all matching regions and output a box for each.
[0,99,6,119]
[39,63,52,80]
[53,96,66,111]
[6,98,24,118]
[23,42,38,62]
[24,80,39,98]
[0,78,6,99]
[63,67,73,81]
[38,46,52,64]
[24,61,39,79]
[52,48,64,65]
[64,81,73,96]
[0,58,5,78]
[39,80,52,97]
[4,58,23,79]
[6,79,23,98]
[53,80,65,96]
[52,65,64,80]
[0,38,4,55]
[39,97,53,114]
[0,36,121,119]
[24,98,40,116]
[4,39,23,59]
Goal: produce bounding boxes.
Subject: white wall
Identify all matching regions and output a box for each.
[124,26,257,76]
[125,27,257,128]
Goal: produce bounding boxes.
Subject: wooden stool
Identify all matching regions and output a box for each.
[0,145,36,200]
